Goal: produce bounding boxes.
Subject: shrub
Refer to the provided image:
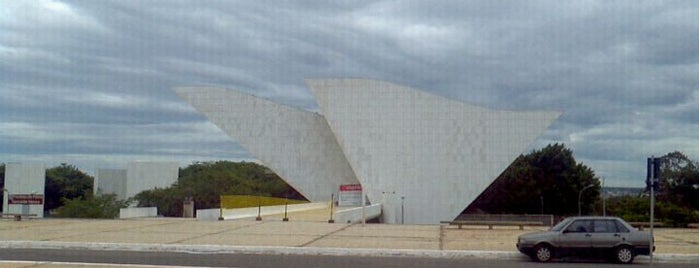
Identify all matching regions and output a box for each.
[55,194,131,218]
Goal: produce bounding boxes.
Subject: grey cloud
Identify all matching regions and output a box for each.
[1,1,698,187]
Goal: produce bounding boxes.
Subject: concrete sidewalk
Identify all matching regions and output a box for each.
[1,213,698,266]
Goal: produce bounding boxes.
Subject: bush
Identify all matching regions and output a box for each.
[606,195,699,227]
[55,194,131,218]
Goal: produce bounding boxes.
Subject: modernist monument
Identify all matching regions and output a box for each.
[175,79,560,224]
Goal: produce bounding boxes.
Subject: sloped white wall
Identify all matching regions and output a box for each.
[308,79,560,224]
[175,87,360,202]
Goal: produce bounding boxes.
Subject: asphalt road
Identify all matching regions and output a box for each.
[0,249,696,268]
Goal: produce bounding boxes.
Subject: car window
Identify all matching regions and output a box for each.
[551,218,574,232]
[593,220,618,233]
[613,219,630,233]
[565,219,592,233]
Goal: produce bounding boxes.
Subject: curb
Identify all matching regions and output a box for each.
[1,241,698,263]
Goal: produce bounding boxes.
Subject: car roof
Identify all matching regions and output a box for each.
[564,216,624,221]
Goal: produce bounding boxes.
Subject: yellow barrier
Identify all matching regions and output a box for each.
[220,195,308,209]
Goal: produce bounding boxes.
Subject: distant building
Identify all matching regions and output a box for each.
[176,79,561,224]
[604,187,644,197]
[94,169,127,200]
[2,163,45,217]
[95,161,178,202]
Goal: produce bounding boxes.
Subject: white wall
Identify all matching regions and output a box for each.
[126,161,178,200]
[334,204,382,224]
[4,163,45,217]
[197,202,328,221]
[95,169,127,200]
[119,207,158,218]
[308,79,560,224]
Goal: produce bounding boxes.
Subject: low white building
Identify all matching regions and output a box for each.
[3,163,46,217]
[95,161,178,201]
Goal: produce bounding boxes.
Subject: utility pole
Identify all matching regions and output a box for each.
[602,177,606,216]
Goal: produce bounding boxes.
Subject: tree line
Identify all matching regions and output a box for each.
[465,145,699,226]
[1,145,697,225]
[0,161,302,218]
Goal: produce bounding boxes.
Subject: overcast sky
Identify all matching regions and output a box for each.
[1,1,698,187]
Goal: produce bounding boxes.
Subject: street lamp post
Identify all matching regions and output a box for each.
[578,184,595,216]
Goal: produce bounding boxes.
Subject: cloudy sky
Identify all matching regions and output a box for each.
[1,1,698,187]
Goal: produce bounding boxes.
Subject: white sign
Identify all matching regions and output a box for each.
[338,184,362,206]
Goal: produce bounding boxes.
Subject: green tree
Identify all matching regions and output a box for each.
[55,193,131,218]
[465,143,600,215]
[134,161,304,217]
[656,151,699,211]
[45,163,94,212]
[606,195,699,227]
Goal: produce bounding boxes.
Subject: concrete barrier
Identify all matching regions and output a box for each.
[197,202,329,221]
[119,207,157,219]
[196,208,220,221]
[334,204,382,224]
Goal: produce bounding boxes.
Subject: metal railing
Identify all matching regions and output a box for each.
[454,214,554,226]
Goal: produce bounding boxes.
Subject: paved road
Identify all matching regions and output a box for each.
[0,249,696,268]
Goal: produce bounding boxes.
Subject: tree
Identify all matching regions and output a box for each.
[656,151,699,211]
[465,143,600,215]
[134,161,304,217]
[606,195,699,227]
[44,163,94,212]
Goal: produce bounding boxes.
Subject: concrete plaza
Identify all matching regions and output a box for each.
[1,209,698,267]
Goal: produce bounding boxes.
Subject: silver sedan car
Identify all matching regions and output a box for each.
[517,216,653,264]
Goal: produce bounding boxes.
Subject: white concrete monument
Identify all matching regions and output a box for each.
[174,88,360,202]
[175,79,561,224]
[308,79,561,224]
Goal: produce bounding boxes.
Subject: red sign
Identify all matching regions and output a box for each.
[339,184,362,191]
[338,184,363,206]
[8,194,44,205]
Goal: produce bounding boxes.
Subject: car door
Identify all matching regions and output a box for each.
[589,219,625,253]
[557,219,593,255]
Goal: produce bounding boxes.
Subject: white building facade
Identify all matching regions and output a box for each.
[3,163,46,217]
[95,161,178,201]
[176,79,560,224]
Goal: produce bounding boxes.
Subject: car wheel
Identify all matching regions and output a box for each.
[614,246,635,264]
[533,244,554,262]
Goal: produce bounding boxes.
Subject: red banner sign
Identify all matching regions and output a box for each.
[8,194,44,205]
[338,184,363,206]
[339,184,362,191]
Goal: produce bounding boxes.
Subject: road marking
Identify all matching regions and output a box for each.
[0,260,235,268]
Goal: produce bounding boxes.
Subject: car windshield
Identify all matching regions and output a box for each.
[550,218,574,232]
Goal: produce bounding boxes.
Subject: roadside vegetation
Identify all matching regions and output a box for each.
[134,161,304,217]
[466,146,699,227]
